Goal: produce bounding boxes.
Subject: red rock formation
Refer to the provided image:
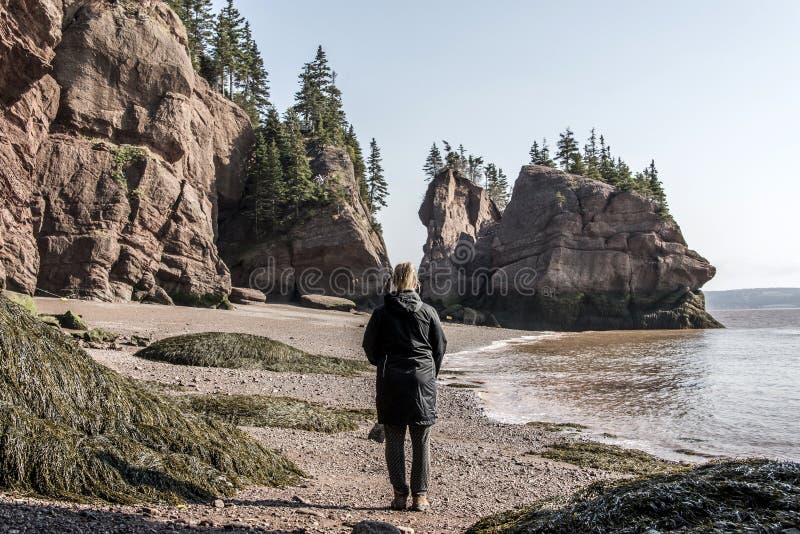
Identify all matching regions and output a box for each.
[419,165,720,330]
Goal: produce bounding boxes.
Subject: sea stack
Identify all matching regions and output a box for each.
[419,165,721,330]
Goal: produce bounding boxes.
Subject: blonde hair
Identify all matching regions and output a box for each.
[392,262,419,292]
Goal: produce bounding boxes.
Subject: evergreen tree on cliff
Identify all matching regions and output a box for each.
[294,46,346,144]
[467,154,485,183]
[557,127,584,174]
[484,164,510,210]
[213,0,245,98]
[246,135,285,238]
[366,139,389,213]
[282,109,316,217]
[598,137,618,185]
[423,143,444,180]
[345,125,369,203]
[583,128,602,180]
[234,21,270,124]
[530,138,555,167]
[168,0,215,72]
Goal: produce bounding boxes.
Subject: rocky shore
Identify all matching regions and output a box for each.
[0,298,621,533]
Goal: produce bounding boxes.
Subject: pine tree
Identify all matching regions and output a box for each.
[530,138,555,166]
[539,138,555,167]
[529,141,541,164]
[615,157,635,190]
[246,135,285,238]
[442,141,461,172]
[282,109,315,217]
[168,0,215,70]
[467,154,484,183]
[234,21,270,124]
[484,162,497,191]
[643,159,668,214]
[423,143,444,180]
[583,128,601,180]
[213,0,245,97]
[484,164,510,210]
[366,138,389,212]
[493,168,510,210]
[345,125,368,202]
[599,136,617,185]
[557,127,582,173]
[294,46,346,143]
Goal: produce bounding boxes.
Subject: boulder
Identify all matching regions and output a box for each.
[419,166,720,330]
[353,521,413,534]
[230,287,267,305]
[300,294,357,312]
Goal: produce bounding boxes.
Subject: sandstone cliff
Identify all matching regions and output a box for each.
[220,145,391,306]
[419,166,721,330]
[1,0,390,306]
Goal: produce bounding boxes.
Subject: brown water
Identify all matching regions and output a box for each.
[442,308,800,461]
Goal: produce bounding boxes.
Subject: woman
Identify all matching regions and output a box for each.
[362,262,447,512]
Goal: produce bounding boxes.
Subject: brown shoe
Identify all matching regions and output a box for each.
[411,494,429,512]
[390,490,408,511]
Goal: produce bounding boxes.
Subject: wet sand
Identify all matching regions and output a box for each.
[0,298,620,533]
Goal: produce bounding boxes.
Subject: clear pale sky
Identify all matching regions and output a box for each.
[215,0,800,291]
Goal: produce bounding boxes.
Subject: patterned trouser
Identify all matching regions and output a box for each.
[384,424,432,496]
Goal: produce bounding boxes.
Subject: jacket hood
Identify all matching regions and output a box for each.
[385,290,423,314]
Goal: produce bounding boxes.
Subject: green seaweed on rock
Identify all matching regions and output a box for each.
[0,296,302,504]
[175,394,375,433]
[467,459,800,533]
[540,441,683,476]
[135,332,370,376]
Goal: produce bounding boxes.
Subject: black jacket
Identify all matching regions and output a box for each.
[362,290,447,426]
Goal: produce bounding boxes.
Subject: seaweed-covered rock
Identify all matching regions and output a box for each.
[54,310,88,330]
[468,459,800,533]
[0,295,301,503]
[135,332,370,376]
[175,394,375,433]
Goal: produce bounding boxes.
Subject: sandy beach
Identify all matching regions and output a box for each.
[0,298,621,533]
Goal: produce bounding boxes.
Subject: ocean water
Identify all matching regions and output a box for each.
[441,308,800,462]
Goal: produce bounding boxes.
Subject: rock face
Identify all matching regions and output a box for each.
[419,166,720,330]
[220,145,391,306]
[0,0,252,303]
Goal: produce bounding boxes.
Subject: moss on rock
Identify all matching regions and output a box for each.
[1,291,36,315]
[541,441,683,476]
[0,296,302,504]
[176,394,375,433]
[135,332,370,376]
[468,459,800,533]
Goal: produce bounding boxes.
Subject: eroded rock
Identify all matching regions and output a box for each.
[419,166,720,330]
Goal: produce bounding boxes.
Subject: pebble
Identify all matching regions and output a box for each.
[213,499,225,508]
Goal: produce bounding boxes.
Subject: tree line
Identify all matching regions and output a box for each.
[167,1,389,238]
[423,142,511,210]
[530,128,669,215]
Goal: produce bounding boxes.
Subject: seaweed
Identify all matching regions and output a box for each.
[175,394,375,433]
[526,421,587,432]
[540,441,683,476]
[135,332,370,376]
[0,296,302,504]
[468,459,800,533]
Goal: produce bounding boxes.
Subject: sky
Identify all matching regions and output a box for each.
[215,0,800,291]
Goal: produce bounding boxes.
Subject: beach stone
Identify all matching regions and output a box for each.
[229,287,266,305]
[352,521,412,534]
[299,294,356,312]
[213,499,224,509]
